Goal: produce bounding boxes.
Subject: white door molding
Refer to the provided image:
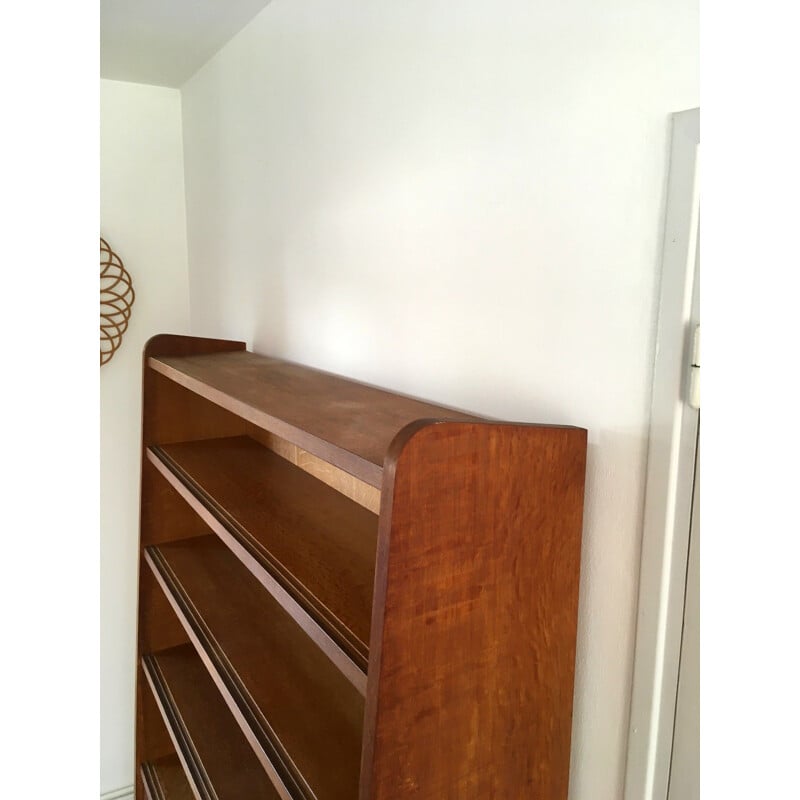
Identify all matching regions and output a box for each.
[623,108,700,800]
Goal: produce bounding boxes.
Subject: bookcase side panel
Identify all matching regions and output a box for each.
[135,334,245,800]
[361,421,587,800]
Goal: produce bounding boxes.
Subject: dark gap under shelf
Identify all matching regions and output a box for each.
[148,435,377,680]
[143,644,281,800]
[140,755,194,800]
[146,536,364,800]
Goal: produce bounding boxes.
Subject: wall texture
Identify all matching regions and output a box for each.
[180,2,698,797]
[100,79,190,796]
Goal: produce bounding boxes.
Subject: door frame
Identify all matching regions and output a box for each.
[623,107,700,800]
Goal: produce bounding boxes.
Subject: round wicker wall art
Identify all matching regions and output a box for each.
[100,236,135,366]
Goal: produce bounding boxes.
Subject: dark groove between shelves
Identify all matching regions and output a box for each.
[142,654,217,800]
[145,546,312,800]
[148,355,386,488]
[140,757,195,800]
[140,762,165,800]
[147,443,370,692]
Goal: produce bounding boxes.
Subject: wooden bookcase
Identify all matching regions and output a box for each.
[135,334,588,800]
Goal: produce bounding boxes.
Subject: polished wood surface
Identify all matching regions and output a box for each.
[140,458,211,548]
[140,756,194,800]
[137,662,179,772]
[246,424,381,514]
[147,536,364,800]
[150,435,378,673]
[149,350,480,487]
[143,645,280,799]
[136,335,588,800]
[137,566,190,657]
[145,370,247,447]
[361,421,587,799]
[136,334,247,800]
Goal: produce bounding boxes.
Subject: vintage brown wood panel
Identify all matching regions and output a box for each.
[361,421,587,799]
[134,334,587,800]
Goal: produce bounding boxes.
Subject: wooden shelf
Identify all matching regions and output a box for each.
[148,435,377,676]
[140,756,193,800]
[145,536,364,800]
[143,645,280,800]
[149,350,480,487]
[136,334,589,800]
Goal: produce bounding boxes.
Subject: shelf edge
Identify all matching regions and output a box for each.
[147,445,370,694]
[140,762,167,800]
[144,547,316,800]
[148,356,384,488]
[141,655,214,800]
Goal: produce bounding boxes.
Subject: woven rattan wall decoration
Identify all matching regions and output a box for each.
[100,236,135,366]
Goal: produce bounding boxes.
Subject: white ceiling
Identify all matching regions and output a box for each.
[100,0,272,88]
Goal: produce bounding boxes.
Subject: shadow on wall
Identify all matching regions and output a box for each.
[568,430,648,799]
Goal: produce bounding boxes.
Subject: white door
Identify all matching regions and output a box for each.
[624,107,700,800]
[667,432,699,799]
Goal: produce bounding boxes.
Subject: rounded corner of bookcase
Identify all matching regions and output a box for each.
[385,418,442,465]
[142,333,248,362]
[143,332,176,358]
[382,418,474,484]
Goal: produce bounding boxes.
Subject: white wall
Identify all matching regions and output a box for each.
[100,79,190,796]
[180,2,697,797]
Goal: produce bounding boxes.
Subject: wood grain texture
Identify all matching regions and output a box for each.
[138,566,190,657]
[246,424,382,514]
[156,436,378,670]
[143,335,247,448]
[361,421,587,800]
[150,435,378,676]
[144,371,247,447]
[143,645,281,799]
[144,333,247,360]
[138,663,178,768]
[149,350,481,487]
[136,335,589,800]
[140,459,211,548]
[146,536,365,800]
[136,335,247,800]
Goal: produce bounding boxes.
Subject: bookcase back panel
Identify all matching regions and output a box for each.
[140,458,210,547]
[137,664,178,765]
[246,423,381,514]
[137,565,190,656]
[144,370,247,447]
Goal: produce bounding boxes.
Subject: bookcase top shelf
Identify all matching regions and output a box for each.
[137,335,589,800]
[149,349,482,487]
